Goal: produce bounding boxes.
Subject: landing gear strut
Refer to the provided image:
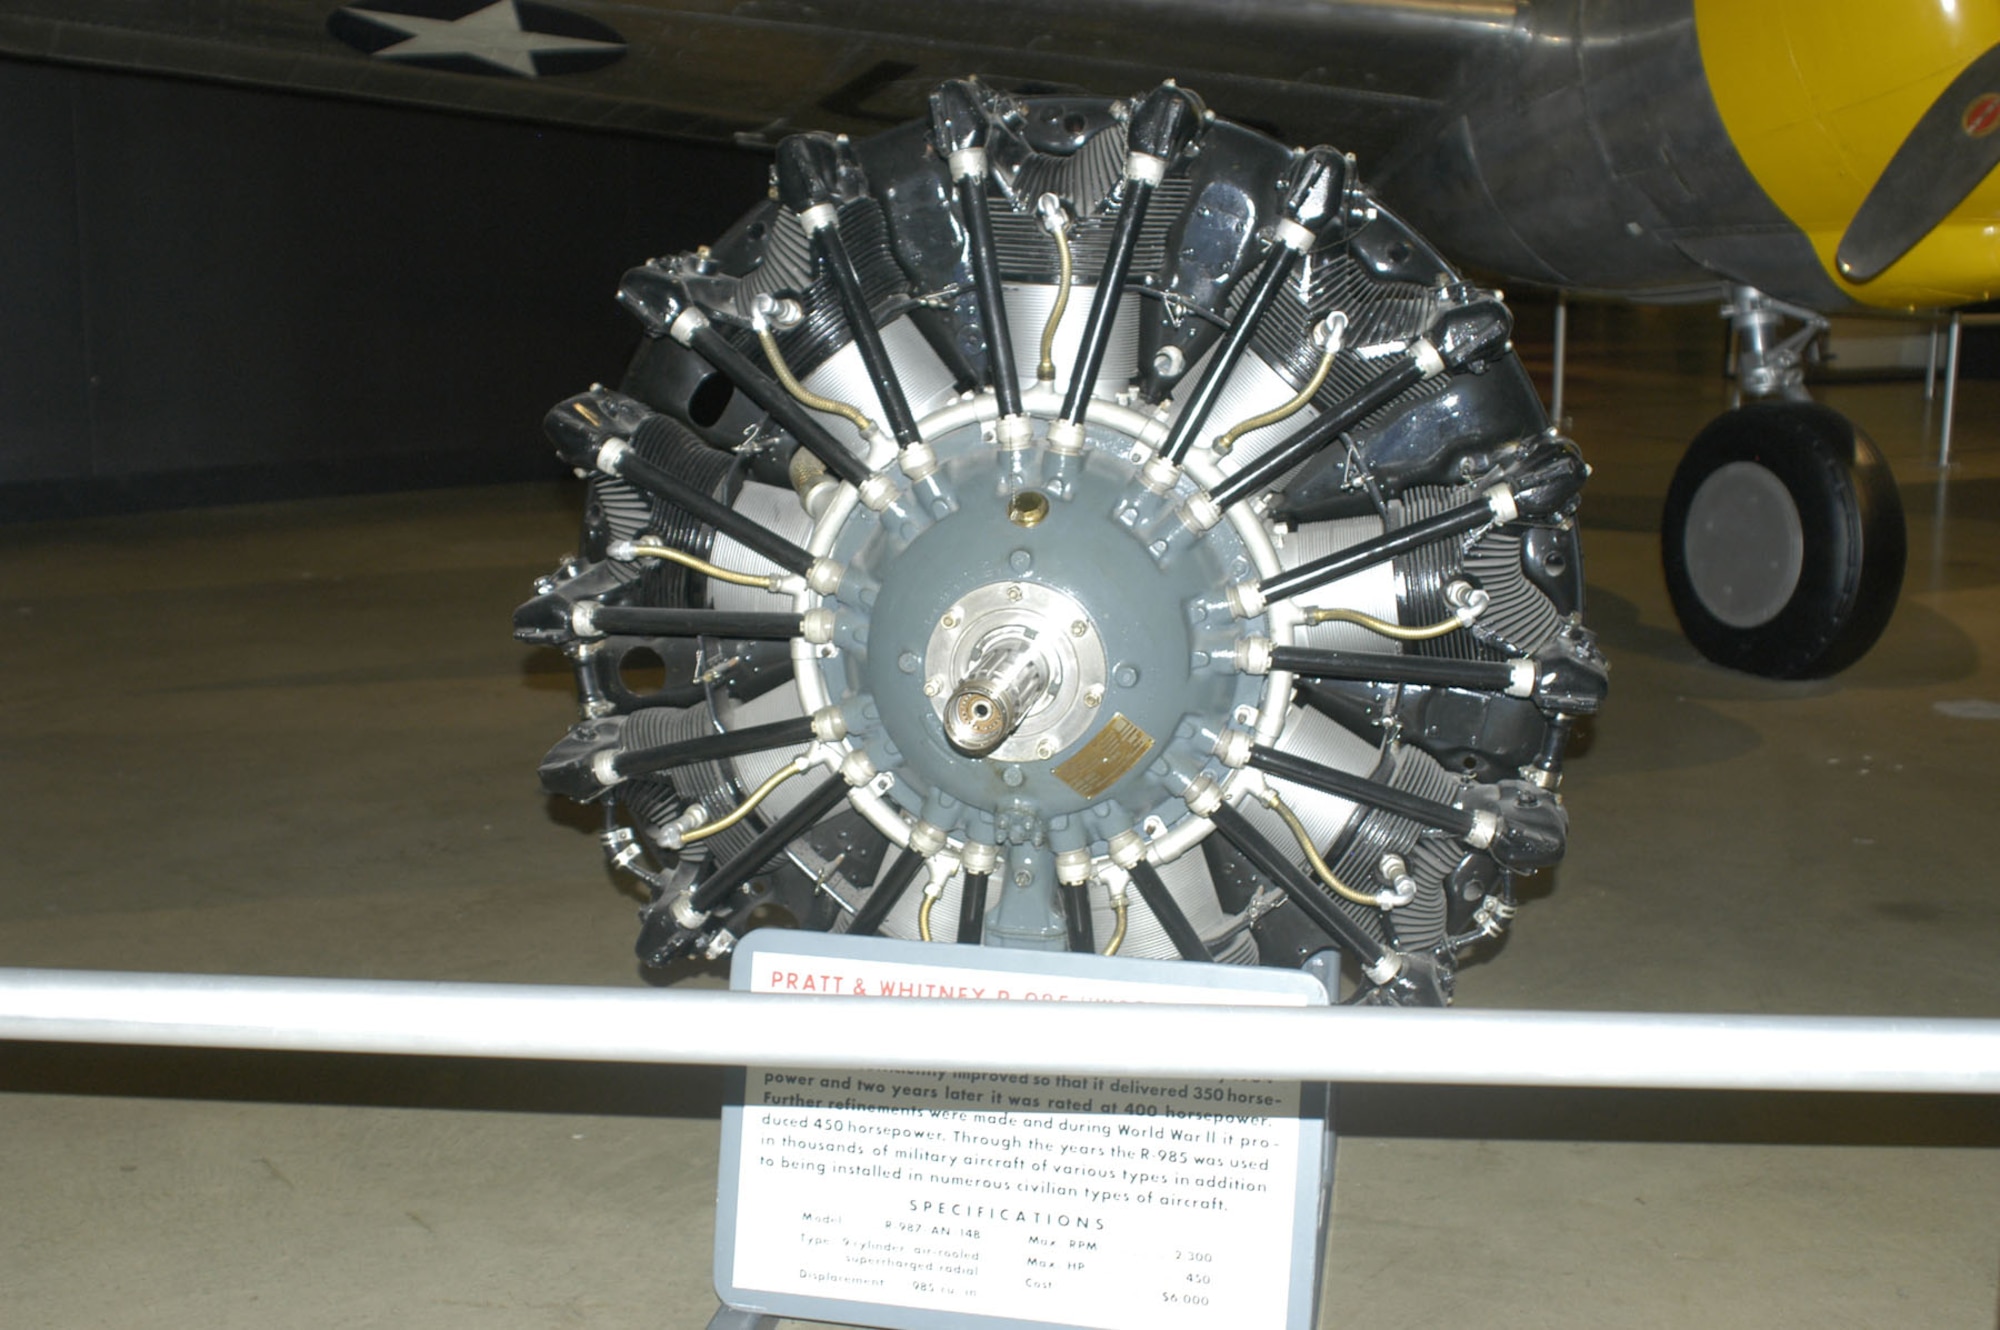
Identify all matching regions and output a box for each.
[1659,286,1906,678]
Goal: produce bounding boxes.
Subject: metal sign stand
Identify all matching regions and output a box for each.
[707,1309,777,1330]
[706,933,1335,1330]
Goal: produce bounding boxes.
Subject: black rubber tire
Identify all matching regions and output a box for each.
[1661,402,1905,678]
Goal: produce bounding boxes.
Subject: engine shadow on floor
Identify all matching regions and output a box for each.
[1584,582,1978,693]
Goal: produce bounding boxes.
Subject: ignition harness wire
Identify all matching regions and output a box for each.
[1302,580,1489,639]
[1036,194,1073,384]
[621,539,781,591]
[755,321,880,440]
[678,755,813,845]
[1302,607,1461,639]
[1260,786,1388,908]
[1214,312,1346,454]
[1102,878,1129,956]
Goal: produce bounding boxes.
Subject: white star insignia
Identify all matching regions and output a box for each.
[340,2,623,78]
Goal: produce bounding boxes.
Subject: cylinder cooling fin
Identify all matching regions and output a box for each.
[517,82,1607,1005]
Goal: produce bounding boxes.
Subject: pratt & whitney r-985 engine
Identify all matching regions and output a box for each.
[516,81,1606,1004]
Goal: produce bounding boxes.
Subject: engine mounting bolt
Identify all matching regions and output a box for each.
[1070,619,1090,637]
[1006,584,1025,603]
[1035,738,1056,759]
[942,609,960,629]
[1084,686,1103,708]
[924,676,945,697]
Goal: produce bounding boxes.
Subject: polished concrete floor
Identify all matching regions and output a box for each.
[2,302,1997,1327]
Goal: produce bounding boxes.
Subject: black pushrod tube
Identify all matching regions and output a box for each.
[1160,247,1301,465]
[616,437,814,576]
[956,179,1023,419]
[614,716,818,781]
[1211,355,1426,509]
[1269,646,1516,695]
[1058,184,1155,427]
[1061,879,1095,954]
[1127,861,1215,961]
[816,225,923,448]
[1257,502,1490,605]
[589,607,803,641]
[1248,744,1478,838]
[956,871,990,945]
[849,849,928,938]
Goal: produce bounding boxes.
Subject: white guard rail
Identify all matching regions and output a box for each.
[0,968,1996,1095]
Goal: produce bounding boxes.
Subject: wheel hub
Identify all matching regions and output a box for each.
[1682,459,1805,629]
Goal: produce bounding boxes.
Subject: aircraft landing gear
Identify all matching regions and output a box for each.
[1659,286,1907,678]
[1722,285,1823,402]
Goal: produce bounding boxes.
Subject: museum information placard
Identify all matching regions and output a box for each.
[715,932,1331,1330]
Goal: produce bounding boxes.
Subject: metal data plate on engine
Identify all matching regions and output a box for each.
[1055,713,1156,799]
[714,931,1333,1330]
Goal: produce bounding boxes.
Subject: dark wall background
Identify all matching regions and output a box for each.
[0,56,771,519]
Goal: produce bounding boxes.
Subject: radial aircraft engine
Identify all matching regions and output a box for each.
[516,82,1606,1003]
